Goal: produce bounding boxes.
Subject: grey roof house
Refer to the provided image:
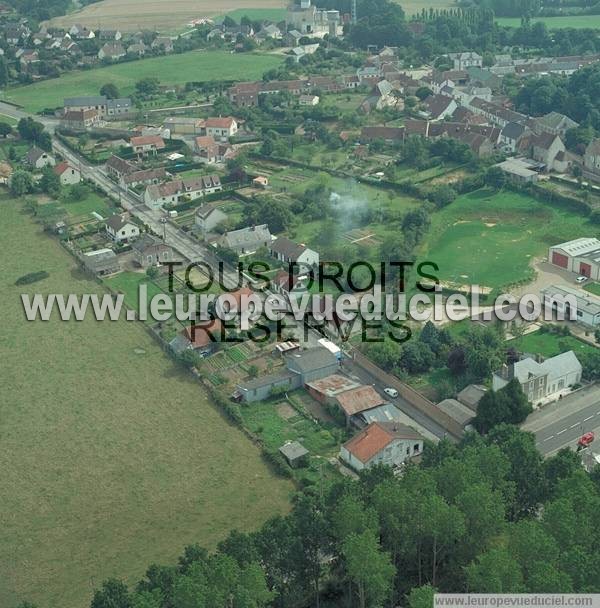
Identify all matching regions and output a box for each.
[218,224,272,255]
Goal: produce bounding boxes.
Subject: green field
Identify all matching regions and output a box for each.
[496,14,600,29]
[218,7,286,22]
[509,331,598,358]
[0,195,291,608]
[421,189,597,292]
[2,50,282,113]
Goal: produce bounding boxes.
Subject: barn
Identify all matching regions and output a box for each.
[548,238,600,279]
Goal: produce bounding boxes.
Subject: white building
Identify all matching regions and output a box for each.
[195,203,227,235]
[542,284,600,329]
[269,236,319,270]
[493,351,582,405]
[105,214,140,243]
[339,422,424,472]
[53,161,80,185]
[549,237,600,280]
[204,117,238,140]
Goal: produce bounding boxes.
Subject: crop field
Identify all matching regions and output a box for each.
[420,189,595,292]
[496,15,600,29]
[0,196,291,608]
[45,0,286,32]
[2,50,282,113]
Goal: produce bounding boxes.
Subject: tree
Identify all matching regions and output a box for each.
[135,77,160,97]
[10,170,35,196]
[17,117,51,150]
[342,530,395,608]
[466,547,523,592]
[407,584,436,608]
[474,379,532,434]
[0,122,12,138]
[100,83,120,99]
[485,166,507,190]
[91,579,131,608]
[415,86,432,101]
[40,165,61,197]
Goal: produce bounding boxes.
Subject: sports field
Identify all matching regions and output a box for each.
[0,195,291,608]
[46,0,286,31]
[496,14,600,29]
[421,189,595,292]
[2,50,282,113]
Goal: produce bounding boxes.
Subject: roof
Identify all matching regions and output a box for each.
[551,237,600,257]
[270,236,310,261]
[336,385,386,417]
[181,319,223,349]
[26,146,48,164]
[501,121,528,140]
[357,403,403,425]
[105,213,135,231]
[542,284,600,316]
[436,398,474,427]
[279,440,308,461]
[586,138,600,156]
[496,158,539,179]
[457,384,487,411]
[130,135,165,148]
[240,370,295,391]
[131,233,169,253]
[123,167,166,185]
[538,111,578,131]
[285,347,337,375]
[196,202,225,220]
[343,422,424,464]
[423,94,454,119]
[499,351,581,384]
[221,224,271,249]
[306,374,361,397]
[106,155,136,175]
[205,116,236,129]
[195,135,217,148]
[53,161,75,176]
[532,132,561,151]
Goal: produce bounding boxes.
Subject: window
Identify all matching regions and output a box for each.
[413,443,420,453]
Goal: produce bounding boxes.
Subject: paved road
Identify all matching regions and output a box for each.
[523,384,600,455]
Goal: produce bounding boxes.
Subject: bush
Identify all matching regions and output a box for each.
[15,271,49,286]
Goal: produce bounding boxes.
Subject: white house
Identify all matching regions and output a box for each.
[447,51,482,70]
[144,175,222,210]
[493,351,582,405]
[53,161,81,185]
[204,117,238,140]
[218,224,271,255]
[195,203,228,235]
[105,214,140,243]
[26,147,55,169]
[548,237,600,280]
[339,422,424,472]
[269,236,319,270]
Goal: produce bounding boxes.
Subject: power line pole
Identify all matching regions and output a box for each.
[352,0,357,24]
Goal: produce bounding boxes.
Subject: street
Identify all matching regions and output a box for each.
[523,384,600,455]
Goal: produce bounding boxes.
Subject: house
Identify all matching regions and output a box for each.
[127,42,147,57]
[82,248,120,276]
[122,167,166,189]
[194,135,219,163]
[493,351,582,405]
[306,374,362,404]
[534,111,578,137]
[97,29,122,41]
[106,98,134,118]
[151,36,174,52]
[69,24,95,39]
[53,162,80,185]
[144,175,222,209]
[542,284,600,329]
[360,126,405,144]
[548,237,600,279]
[61,109,99,130]
[130,135,165,157]
[299,94,319,106]
[131,234,173,268]
[499,121,530,153]
[283,29,303,47]
[422,94,457,121]
[64,95,107,115]
[218,224,272,255]
[279,441,309,468]
[457,384,487,412]
[105,214,140,243]
[106,155,136,181]
[339,422,424,472]
[285,346,339,385]
[447,51,483,70]
[269,236,319,270]
[234,370,299,403]
[25,147,55,169]
[583,139,600,182]
[164,117,205,136]
[195,203,227,235]
[335,385,387,425]
[204,117,238,140]
[271,269,309,300]
[529,132,566,172]
[257,23,282,41]
[98,42,126,60]
[169,319,223,357]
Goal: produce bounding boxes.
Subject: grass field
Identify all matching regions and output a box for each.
[45,0,286,31]
[496,15,600,29]
[2,50,282,113]
[421,188,596,292]
[0,195,291,608]
[509,331,598,358]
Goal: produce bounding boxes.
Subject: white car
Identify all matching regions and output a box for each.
[576,276,588,283]
[384,387,399,398]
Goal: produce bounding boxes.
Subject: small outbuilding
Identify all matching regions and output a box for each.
[279,440,309,468]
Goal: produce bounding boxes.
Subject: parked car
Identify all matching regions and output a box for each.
[384,387,399,398]
[576,276,588,283]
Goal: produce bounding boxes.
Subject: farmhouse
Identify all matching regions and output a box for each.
[195,203,227,235]
[105,214,140,243]
[25,146,54,169]
[269,236,319,270]
[131,234,173,268]
[130,135,165,157]
[549,237,600,279]
[61,109,99,129]
[53,161,80,185]
[542,284,600,328]
[492,351,582,404]
[218,224,272,255]
[339,422,424,472]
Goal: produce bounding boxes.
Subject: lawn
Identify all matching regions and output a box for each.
[496,15,600,29]
[420,188,596,293]
[509,330,598,358]
[61,190,115,218]
[0,195,291,608]
[2,50,282,113]
[585,282,600,297]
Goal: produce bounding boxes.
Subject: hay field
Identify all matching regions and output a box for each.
[0,195,292,608]
[46,0,286,32]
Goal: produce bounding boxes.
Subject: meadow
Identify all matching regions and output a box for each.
[2,50,282,113]
[420,188,596,292]
[508,331,597,358]
[496,14,600,29]
[0,195,292,608]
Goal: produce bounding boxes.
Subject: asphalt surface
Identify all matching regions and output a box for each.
[523,384,600,455]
